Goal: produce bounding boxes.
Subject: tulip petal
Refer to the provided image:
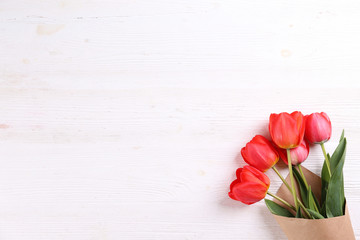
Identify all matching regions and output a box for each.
[242,165,270,187]
[229,179,241,191]
[231,181,268,205]
[235,168,243,179]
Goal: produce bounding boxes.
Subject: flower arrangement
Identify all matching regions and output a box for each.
[228,112,355,239]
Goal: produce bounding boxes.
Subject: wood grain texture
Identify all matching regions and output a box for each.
[0,0,360,239]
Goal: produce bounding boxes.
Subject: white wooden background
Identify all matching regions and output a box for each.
[0,0,360,239]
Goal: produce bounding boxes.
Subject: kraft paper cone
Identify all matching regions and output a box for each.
[271,166,355,240]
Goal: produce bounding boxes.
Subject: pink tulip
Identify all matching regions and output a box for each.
[277,139,310,165]
[305,112,332,144]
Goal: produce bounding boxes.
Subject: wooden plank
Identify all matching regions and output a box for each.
[0,0,360,239]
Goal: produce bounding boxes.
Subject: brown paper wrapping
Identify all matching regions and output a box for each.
[271,166,355,240]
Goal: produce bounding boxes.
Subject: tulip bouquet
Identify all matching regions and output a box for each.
[229,112,355,240]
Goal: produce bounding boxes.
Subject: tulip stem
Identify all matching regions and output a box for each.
[298,164,309,189]
[297,198,312,219]
[297,165,319,213]
[287,149,299,210]
[272,166,312,216]
[272,166,291,191]
[320,142,332,177]
[267,192,296,211]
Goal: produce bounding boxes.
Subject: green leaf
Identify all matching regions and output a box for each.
[330,136,347,173]
[320,203,327,217]
[320,153,331,213]
[292,166,308,207]
[265,199,294,217]
[307,186,316,211]
[321,161,329,201]
[296,207,302,218]
[326,138,346,217]
[340,130,345,142]
[311,190,321,212]
[307,208,325,219]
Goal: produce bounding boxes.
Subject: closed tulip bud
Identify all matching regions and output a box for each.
[228,165,270,205]
[277,139,310,165]
[241,135,279,172]
[269,111,305,149]
[305,112,332,144]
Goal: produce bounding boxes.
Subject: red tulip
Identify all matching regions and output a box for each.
[241,135,279,172]
[228,165,270,205]
[269,111,305,149]
[305,112,332,144]
[277,139,310,165]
